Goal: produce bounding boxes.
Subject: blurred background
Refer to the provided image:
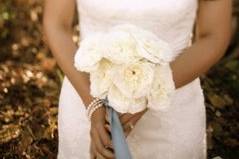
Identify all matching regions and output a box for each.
[0,0,238,159]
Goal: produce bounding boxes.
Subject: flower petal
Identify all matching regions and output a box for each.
[108,61,155,98]
[112,23,175,64]
[134,31,174,64]
[74,33,105,72]
[90,59,113,98]
[147,64,175,111]
[103,30,141,64]
[107,85,147,114]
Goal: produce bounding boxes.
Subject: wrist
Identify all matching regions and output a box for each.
[86,97,105,121]
[82,95,95,108]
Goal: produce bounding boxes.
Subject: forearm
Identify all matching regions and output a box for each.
[170,34,231,89]
[43,24,93,107]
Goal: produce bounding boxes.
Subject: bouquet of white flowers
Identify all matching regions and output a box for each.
[74,24,176,114]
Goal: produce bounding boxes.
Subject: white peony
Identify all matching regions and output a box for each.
[90,59,113,98]
[111,24,175,64]
[108,60,155,99]
[147,64,175,111]
[107,85,147,114]
[135,33,174,64]
[74,33,105,72]
[103,30,141,64]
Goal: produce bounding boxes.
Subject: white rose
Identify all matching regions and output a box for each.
[107,85,147,114]
[147,64,175,111]
[74,33,105,72]
[103,30,141,64]
[90,59,114,98]
[108,60,155,98]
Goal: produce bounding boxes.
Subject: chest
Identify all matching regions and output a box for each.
[77,0,198,22]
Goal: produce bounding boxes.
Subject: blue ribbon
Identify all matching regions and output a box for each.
[103,98,132,159]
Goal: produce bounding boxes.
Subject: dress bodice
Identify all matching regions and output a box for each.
[76,0,198,56]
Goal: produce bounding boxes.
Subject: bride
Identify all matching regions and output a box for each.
[43,0,232,158]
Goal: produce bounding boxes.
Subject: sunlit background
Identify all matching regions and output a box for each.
[0,0,238,158]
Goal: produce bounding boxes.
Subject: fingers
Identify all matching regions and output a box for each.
[91,141,112,159]
[90,141,97,159]
[123,122,134,132]
[123,122,134,137]
[119,113,134,125]
[122,111,147,137]
[96,152,107,159]
[90,107,114,159]
[91,126,114,158]
[104,124,111,133]
[118,112,123,117]
[119,113,138,137]
[122,109,147,128]
[98,123,113,149]
[105,109,110,124]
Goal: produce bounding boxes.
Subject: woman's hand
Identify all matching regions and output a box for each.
[119,109,147,137]
[105,109,147,137]
[105,108,147,137]
[90,106,114,159]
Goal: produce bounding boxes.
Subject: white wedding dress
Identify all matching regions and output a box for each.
[57,0,207,158]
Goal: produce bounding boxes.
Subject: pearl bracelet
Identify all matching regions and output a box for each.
[86,98,104,120]
[88,102,104,120]
[87,100,102,118]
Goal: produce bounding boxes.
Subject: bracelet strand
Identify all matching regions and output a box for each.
[88,102,104,120]
[86,98,101,113]
[87,100,102,117]
[86,97,104,120]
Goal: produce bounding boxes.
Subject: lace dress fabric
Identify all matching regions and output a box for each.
[57,0,207,158]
